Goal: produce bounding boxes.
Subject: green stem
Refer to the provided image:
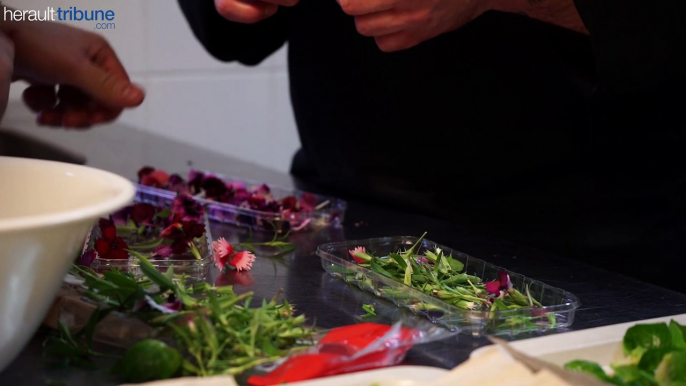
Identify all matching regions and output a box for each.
[128,238,164,251]
[189,243,202,260]
[403,232,428,259]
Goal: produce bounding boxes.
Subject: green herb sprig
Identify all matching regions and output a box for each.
[45,256,314,383]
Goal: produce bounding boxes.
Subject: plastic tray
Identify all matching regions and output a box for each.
[317,236,580,336]
[139,171,347,234]
[85,185,212,281]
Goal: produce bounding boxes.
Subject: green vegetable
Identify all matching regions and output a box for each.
[656,351,686,386]
[624,324,673,357]
[564,360,613,382]
[566,320,686,386]
[44,256,314,382]
[361,304,377,319]
[670,320,686,350]
[346,233,549,330]
[117,339,182,383]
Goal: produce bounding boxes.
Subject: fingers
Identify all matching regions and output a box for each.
[339,0,394,16]
[354,11,406,37]
[260,0,299,6]
[22,85,57,112]
[76,63,144,109]
[74,41,144,109]
[374,32,424,52]
[214,0,279,23]
[27,85,123,129]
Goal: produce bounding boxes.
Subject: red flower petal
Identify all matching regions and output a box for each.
[102,226,117,241]
[485,281,501,295]
[109,248,130,260]
[161,223,183,239]
[182,221,205,239]
[280,196,297,211]
[98,218,114,229]
[229,250,256,272]
[131,203,155,225]
[95,239,110,256]
[137,166,155,182]
[171,239,189,254]
[300,193,317,212]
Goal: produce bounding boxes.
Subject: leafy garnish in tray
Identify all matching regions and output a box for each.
[138,167,319,215]
[45,257,315,383]
[348,233,546,314]
[361,304,377,320]
[566,321,686,386]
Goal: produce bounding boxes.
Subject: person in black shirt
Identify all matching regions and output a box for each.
[178,0,686,291]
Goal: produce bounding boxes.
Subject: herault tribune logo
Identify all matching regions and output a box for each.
[1,1,116,30]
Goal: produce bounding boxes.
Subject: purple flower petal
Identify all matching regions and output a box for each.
[499,271,513,291]
[77,250,96,267]
[153,244,173,259]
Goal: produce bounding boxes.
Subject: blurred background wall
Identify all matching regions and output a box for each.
[2,0,300,173]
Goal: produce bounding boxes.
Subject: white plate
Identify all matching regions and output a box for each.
[471,313,686,367]
[281,366,448,386]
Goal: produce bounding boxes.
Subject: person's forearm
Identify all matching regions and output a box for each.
[493,0,588,34]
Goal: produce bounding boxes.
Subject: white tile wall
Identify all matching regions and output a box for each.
[3,0,298,173]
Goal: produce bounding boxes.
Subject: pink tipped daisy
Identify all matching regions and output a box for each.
[349,246,368,264]
[229,251,256,272]
[212,237,235,271]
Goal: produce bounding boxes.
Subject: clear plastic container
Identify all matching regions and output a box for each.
[85,185,212,281]
[140,171,347,234]
[317,236,580,336]
[198,173,346,234]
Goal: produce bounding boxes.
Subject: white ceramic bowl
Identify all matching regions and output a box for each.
[0,156,135,372]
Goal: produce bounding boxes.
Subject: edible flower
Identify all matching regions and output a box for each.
[77,250,96,267]
[137,166,155,181]
[230,251,257,272]
[280,196,297,211]
[110,206,132,226]
[131,203,156,225]
[140,169,170,188]
[202,176,229,200]
[300,193,317,212]
[167,174,190,194]
[95,224,129,260]
[485,271,513,296]
[161,220,205,258]
[152,244,173,259]
[211,238,234,270]
[349,246,371,264]
[187,170,205,195]
[211,238,256,272]
[171,194,204,223]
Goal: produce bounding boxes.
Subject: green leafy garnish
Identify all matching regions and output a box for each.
[44,256,314,382]
[347,233,547,323]
[361,304,377,320]
[566,320,686,385]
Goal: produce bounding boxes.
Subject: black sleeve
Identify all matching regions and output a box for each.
[177,0,292,66]
[573,0,686,95]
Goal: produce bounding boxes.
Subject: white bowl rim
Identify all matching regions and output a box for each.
[0,157,136,232]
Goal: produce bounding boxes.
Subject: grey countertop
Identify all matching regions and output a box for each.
[2,102,686,385]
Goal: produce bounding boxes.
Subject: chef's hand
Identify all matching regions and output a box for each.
[0,32,13,121]
[4,20,145,128]
[214,0,299,24]
[339,0,493,52]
